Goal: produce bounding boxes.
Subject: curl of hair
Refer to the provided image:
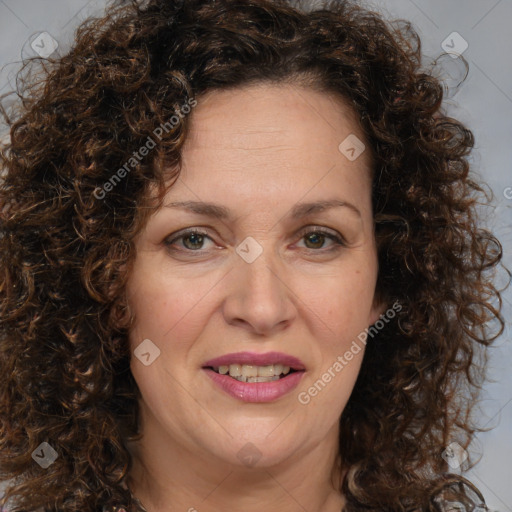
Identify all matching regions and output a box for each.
[0,0,509,511]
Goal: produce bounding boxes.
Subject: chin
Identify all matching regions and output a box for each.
[205,433,299,469]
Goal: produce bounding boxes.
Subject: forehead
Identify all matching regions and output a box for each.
[151,83,375,220]
[183,83,369,161]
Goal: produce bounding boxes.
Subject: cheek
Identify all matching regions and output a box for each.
[300,271,377,337]
[126,261,212,345]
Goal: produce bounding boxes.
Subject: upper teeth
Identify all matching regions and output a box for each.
[216,364,291,378]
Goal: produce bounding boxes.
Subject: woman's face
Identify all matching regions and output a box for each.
[126,83,385,470]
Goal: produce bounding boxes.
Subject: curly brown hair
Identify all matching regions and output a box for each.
[0,0,509,511]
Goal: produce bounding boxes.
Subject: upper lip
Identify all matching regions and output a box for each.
[203,351,306,370]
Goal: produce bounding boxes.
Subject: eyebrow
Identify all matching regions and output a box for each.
[163,199,362,219]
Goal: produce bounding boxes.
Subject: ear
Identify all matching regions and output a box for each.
[368,294,388,326]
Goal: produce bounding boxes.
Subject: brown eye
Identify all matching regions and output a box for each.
[303,232,327,249]
[297,228,346,251]
[165,229,213,252]
[181,232,207,250]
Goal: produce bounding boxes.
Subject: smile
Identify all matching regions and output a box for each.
[210,363,297,382]
[202,352,306,402]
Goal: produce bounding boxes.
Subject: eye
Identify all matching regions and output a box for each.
[295,227,346,251]
[164,229,214,252]
[164,226,346,255]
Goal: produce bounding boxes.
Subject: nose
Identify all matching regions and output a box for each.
[222,244,297,336]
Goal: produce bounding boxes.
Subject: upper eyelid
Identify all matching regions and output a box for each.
[165,227,220,245]
[165,226,345,247]
[167,225,342,238]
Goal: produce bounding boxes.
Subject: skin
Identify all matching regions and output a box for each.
[125,82,387,512]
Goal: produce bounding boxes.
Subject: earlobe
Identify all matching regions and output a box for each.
[369,298,388,326]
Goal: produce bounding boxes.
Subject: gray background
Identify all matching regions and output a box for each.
[0,0,510,509]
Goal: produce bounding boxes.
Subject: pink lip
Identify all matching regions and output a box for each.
[202,351,306,403]
[203,368,305,403]
[202,351,306,370]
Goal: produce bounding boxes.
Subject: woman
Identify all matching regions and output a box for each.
[0,0,508,511]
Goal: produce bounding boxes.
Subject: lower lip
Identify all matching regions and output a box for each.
[203,368,305,402]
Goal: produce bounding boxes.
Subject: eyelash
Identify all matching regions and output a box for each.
[164,227,346,255]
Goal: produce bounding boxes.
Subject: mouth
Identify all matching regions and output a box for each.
[205,364,301,383]
[201,352,306,402]
[201,351,306,384]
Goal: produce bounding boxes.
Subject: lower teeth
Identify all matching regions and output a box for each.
[232,375,281,383]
